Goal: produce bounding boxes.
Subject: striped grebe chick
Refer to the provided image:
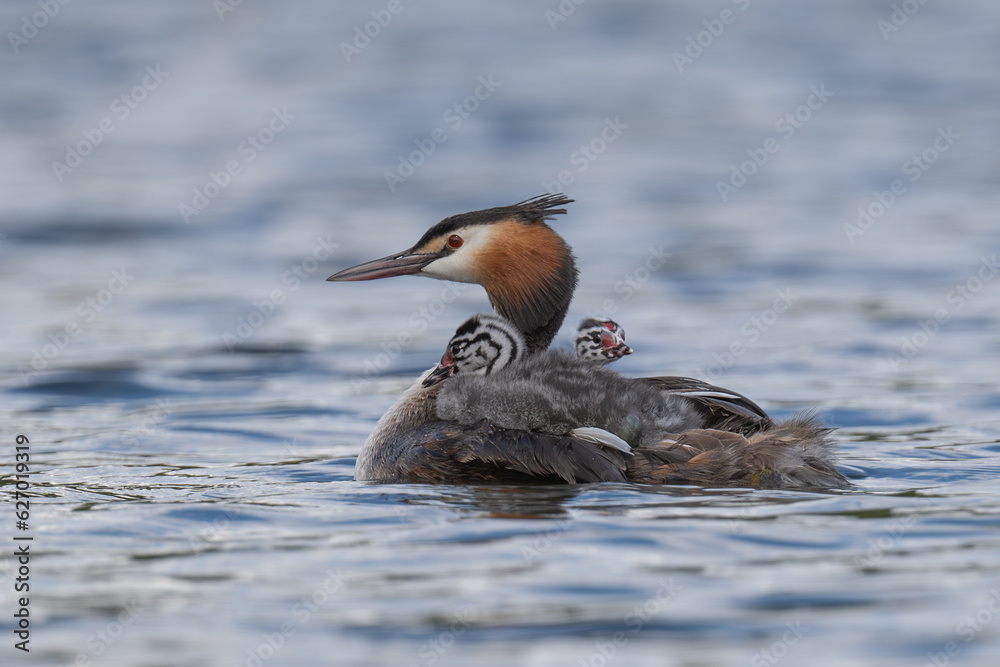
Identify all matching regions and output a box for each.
[575,318,633,364]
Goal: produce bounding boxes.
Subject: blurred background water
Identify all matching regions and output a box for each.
[2,1,1000,665]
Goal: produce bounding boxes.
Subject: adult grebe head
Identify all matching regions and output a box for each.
[328,195,578,352]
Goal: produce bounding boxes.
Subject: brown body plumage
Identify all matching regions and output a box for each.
[373,415,843,488]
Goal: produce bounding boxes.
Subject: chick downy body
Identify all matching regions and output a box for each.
[436,348,701,449]
[429,314,847,489]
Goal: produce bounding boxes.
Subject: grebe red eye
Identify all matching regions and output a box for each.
[447,235,463,249]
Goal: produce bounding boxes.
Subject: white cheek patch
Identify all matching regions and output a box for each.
[419,225,493,283]
[421,251,476,282]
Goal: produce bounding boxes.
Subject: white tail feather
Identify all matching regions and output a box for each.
[569,427,633,455]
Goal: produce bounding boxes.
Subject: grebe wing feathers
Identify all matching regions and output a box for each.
[638,376,773,434]
[372,420,629,484]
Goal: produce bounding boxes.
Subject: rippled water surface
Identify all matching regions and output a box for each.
[2,1,1000,666]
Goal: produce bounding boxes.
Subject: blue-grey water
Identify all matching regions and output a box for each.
[2,1,1000,666]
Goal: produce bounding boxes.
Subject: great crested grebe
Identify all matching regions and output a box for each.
[358,314,846,488]
[330,195,847,488]
[329,195,768,433]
